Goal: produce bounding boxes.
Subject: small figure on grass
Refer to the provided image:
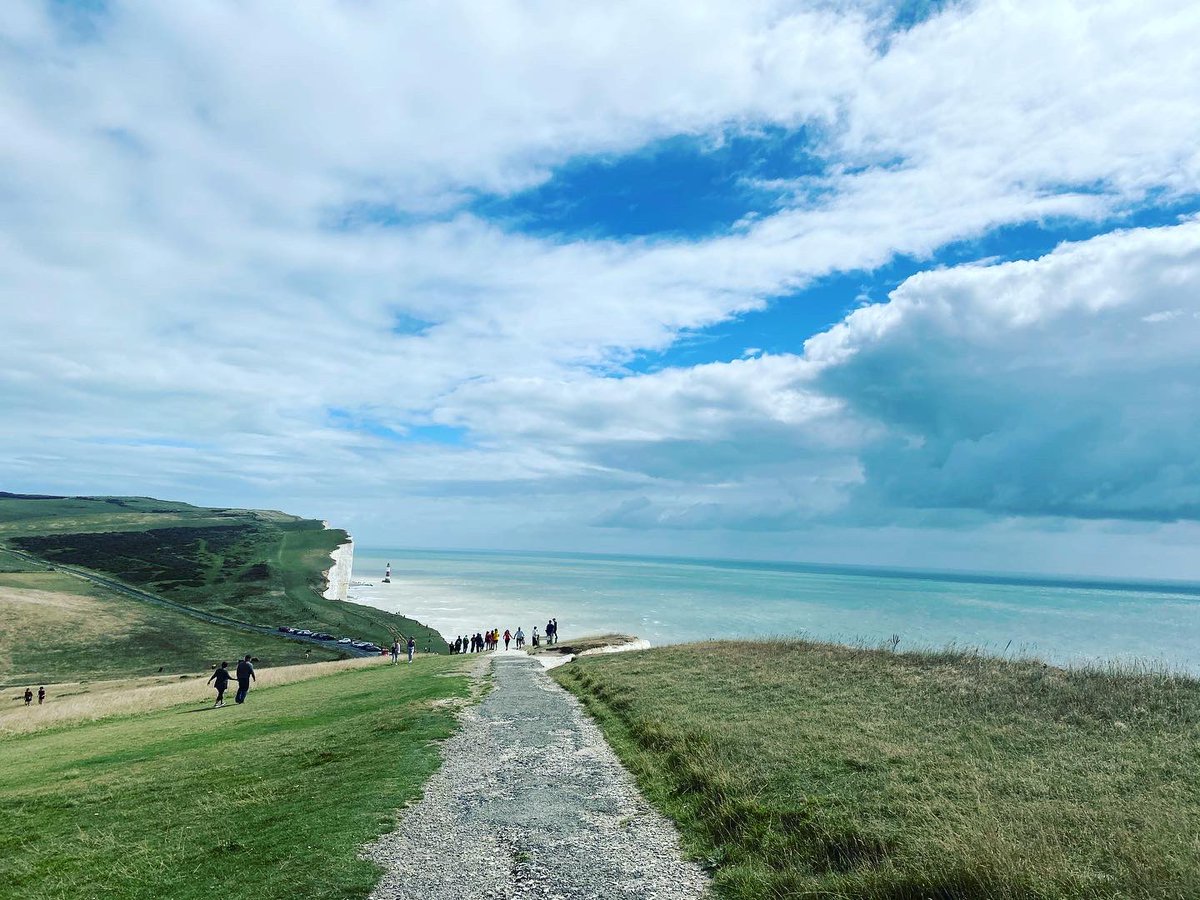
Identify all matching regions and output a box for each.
[207,662,232,708]
[23,688,33,706]
[37,686,45,705]
[391,640,400,664]
[407,635,416,663]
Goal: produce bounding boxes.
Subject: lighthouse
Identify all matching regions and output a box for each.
[383,562,391,584]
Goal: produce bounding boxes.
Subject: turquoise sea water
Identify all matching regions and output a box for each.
[349,550,1200,673]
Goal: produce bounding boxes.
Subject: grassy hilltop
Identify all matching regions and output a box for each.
[0,655,471,900]
[0,492,445,686]
[556,640,1200,900]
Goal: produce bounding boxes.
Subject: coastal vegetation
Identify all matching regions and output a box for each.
[0,562,337,687]
[0,655,471,899]
[524,632,638,657]
[555,640,1200,900]
[0,492,446,686]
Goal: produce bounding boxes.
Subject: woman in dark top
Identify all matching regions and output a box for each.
[207,662,232,708]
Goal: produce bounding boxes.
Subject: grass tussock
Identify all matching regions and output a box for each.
[554,639,1200,900]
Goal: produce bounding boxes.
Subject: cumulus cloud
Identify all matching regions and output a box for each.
[813,220,1200,522]
[508,221,1200,530]
[2,0,1200,573]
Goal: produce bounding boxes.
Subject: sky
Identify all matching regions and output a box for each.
[3,0,1200,579]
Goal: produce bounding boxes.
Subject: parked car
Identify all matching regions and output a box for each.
[360,644,382,653]
[297,629,314,636]
[313,633,334,640]
[337,637,352,644]
[277,626,292,633]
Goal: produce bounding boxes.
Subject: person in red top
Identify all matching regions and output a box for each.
[503,629,512,650]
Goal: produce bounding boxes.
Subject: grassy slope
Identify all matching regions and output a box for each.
[555,641,1200,900]
[0,655,470,900]
[0,493,445,654]
[0,563,339,688]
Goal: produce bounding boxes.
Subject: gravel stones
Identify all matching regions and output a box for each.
[366,654,710,900]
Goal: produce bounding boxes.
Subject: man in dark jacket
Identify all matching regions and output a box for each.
[207,662,232,708]
[234,655,256,704]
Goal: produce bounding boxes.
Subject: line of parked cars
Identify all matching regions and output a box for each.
[277,626,383,654]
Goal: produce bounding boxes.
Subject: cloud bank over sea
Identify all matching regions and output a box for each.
[3,0,1199,577]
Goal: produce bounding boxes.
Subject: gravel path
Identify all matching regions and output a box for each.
[366,652,710,900]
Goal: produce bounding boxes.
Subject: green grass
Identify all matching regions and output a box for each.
[0,492,445,652]
[555,640,1200,900]
[0,568,341,688]
[0,655,470,900]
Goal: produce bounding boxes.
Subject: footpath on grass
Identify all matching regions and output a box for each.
[367,652,708,900]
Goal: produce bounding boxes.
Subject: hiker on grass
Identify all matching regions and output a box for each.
[23,688,33,706]
[532,626,540,648]
[208,662,232,708]
[235,655,256,704]
[37,686,45,705]
[391,640,401,663]
[407,636,416,663]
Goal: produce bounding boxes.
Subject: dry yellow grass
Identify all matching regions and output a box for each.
[1,655,390,736]
[0,580,139,636]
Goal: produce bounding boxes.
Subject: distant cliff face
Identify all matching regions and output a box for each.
[323,539,354,602]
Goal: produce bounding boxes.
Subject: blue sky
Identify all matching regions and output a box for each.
[3,0,1200,578]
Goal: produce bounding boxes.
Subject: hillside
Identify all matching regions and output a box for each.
[0,492,446,686]
[0,655,471,900]
[556,640,1200,900]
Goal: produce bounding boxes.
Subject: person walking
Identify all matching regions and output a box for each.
[532,626,540,648]
[234,655,256,704]
[407,635,416,663]
[207,662,232,707]
[515,626,524,649]
[551,618,559,645]
[37,686,45,705]
[503,628,512,651]
[23,688,33,706]
[391,640,401,663]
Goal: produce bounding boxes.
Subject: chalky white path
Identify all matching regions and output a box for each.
[366,652,709,900]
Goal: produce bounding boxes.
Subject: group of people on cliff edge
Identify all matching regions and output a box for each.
[450,618,558,654]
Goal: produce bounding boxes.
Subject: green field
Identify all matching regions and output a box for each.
[0,492,446,686]
[0,565,339,688]
[0,655,470,900]
[555,641,1200,900]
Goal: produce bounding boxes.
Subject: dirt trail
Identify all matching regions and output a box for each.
[367,652,709,900]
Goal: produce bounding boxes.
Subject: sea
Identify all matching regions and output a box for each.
[348,549,1200,673]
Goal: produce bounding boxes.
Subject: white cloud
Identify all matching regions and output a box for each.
[2,0,1200,574]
